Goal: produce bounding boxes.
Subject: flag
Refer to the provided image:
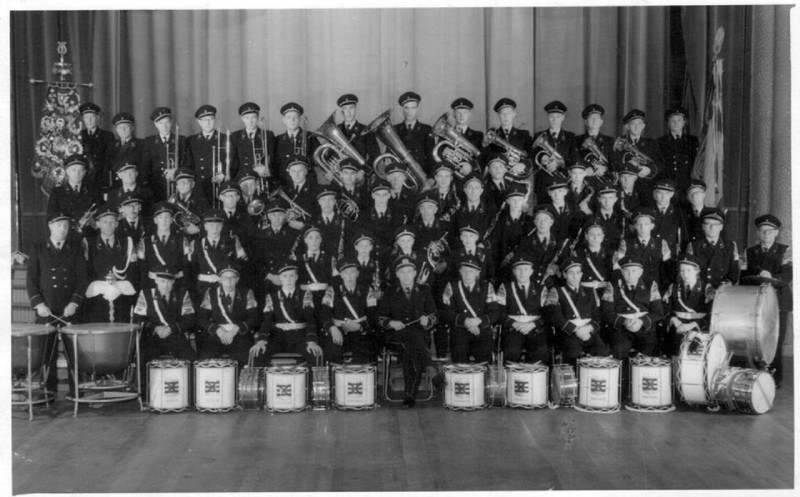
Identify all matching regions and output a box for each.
[691,27,726,207]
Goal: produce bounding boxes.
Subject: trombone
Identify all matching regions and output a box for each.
[212,125,231,208]
[164,123,180,198]
[254,117,272,194]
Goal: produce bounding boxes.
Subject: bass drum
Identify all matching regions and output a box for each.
[710,284,779,365]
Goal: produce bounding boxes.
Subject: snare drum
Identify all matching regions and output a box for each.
[505,362,548,409]
[443,363,486,410]
[627,356,674,412]
[711,366,776,414]
[148,359,190,412]
[576,356,621,413]
[265,365,308,413]
[238,366,266,410]
[676,331,728,406]
[333,364,376,410]
[710,284,779,365]
[550,364,578,407]
[194,359,238,412]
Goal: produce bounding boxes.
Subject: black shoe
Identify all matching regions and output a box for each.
[432,372,446,391]
[402,396,416,409]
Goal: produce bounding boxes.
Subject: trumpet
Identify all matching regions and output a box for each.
[272,187,312,222]
[483,129,534,180]
[164,123,180,198]
[363,109,435,192]
[580,136,616,182]
[254,117,271,194]
[75,203,98,234]
[295,116,308,156]
[431,112,481,179]
[169,196,202,232]
[212,126,231,208]
[612,136,656,179]
[531,134,567,179]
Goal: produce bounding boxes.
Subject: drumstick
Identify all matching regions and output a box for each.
[50,315,71,326]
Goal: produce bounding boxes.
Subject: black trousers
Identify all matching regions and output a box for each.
[385,328,429,398]
[610,328,657,360]
[556,331,610,366]
[253,329,316,367]
[198,333,253,370]
[322,331,375,365]
[503,327,550,364]
[451,325,493,364]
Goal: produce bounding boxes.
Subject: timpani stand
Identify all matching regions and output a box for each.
[12,324,58,420]
[60,323,143,417]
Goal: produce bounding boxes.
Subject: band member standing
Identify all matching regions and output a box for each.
[363,180,404,268]
[166,168,207,235]
[657,107,699,197]
[386,227,424,289]
[320,256,379,364]
[99,112,144,197]
[573,104,614,183]
[385,161,418,223]
[351,230,382,293]
[313,186,350,260]
[453,174,496,241]
[496,254,551,365]
[518,204,564,290]
[336,94,380,169]
[274,102,319,187]
[46,154,102,239]
[334,159,370,213]
[283,158,317,230]
[617,162,644,220]
[565,162,595,220]
[218,181,257,251]
[450,97,484,151]
[547,180,581,242]
[251,262,323,366]
[78,102,115,183]
[394,91,436,177]
[590,183,626,251]
[742,214,792,387]
[136,202,192,292]
[236,169,269,227]
[140,106,188,202]
[196,263,259,369]
[602,256,664,359]
[27,213,89,394]
[681,179,714,249]
[651,178,682,255]
[84,206,139,323]
[105,162,155,214]
[494,183,535,281]
[545,257,609,365]
[185,105,229,202]
[376,256,438,408]
[450,223,496,286]
[612,109,662,203]
[686,208,740,289]
[485,98,533,193]
[532,100,575,199]
[485,155,511,212]
[230,102,276,189]
[661,254,712,357]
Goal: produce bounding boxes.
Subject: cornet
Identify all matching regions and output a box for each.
[425,232,449,268]
[612,136,657,179]
[169,196,202,232]
[580,136,616,182]
[531,134,567,179]
[483,129,534,180]
[164,123,180,198]
[431,112,481,179]
[363,110,435,192]
[271,187,312,222]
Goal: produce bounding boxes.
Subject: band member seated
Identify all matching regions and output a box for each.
[565,162,595,217]
[313,186,350,259]
[450,97,484,151]
[141,106,187,202]
[196,262,259,369]
[106,161,155,215]
[185,104,230,201]
[614,207,672,291]
[451,223,496,286]
[496,254,550,364]
[336,93,380,171]
[385,161,418,224]
[334,158,369,213]
[546,180,580,241]
[255,199,301,299]
[686,208,740,289]
[84,205,139,323]
[485,97,533,176]
[681,179,713,249]
[251,261,323,366]
[602,256,664,359]
[572,103,614,183]
[742,214,792,387]
[116,192,147,245]
[573,221,614,313]
[485,155,511,212]
[651,178,681,254]
[275,102,319,186]
[137,201,192,292]
[612,109,663,201]
[376,256,438,408]
[454,174,496,240]
[661,254,711,357]
[46,154,102,239]
[190,208,248,304]
[657,107,699,196]
[294,225,335,309]
[283,158,317,230]
[495,183,535,280]
[78,101,115,182]
[230,102,277,188]
[591,183,626,251]
[100,112,144,197]
[617,162,644,219]
[545,256,609,365]
[443,256,500,364]
[394,91,435,177]
[168,167,207,235]
[364,180,403,268]
[320,256,379,364]
[533,100,574,199]
[27,212,89,394]
[133,265,197,386]
[352,230,382,295]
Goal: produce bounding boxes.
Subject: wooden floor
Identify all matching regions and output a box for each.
[12,361,795,493]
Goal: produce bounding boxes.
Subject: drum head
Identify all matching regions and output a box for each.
[12,324,55,337]
[739,371,776,414]
[755,286,780,365]
[710,285,779,364]
[705,333,729,388]
[60,323,139,335]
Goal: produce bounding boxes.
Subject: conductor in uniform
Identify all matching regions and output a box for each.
[394,91,436,177]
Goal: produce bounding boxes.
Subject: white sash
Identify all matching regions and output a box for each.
[216,287,235,325]
[305,254,320,284]
[585,253,604,281]
[458,281,479,319]
[152,289,170,327]
[676,287,698,314]
[278,291,297,324]
[511,283,529,316]
[152,235,167,266]
[203,239,219,275]
[559,287,582,320]
[618,281,642,313]
[341,286,361,321]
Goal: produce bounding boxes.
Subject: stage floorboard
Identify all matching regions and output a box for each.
[12,360,795,493]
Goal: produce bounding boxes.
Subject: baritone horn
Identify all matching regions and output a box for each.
[431,112,481,179]
[531,134,567,179]
[362,109,435,192]
[580,136,616,182]
[482,129,535,180]
[313,111,367,183]
[612,136,656,179]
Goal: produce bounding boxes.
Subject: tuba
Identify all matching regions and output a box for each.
[531,134,567,179]
[580,136,616,182]
[431,112,481,179]
[483,129,534,180]
[312,112,366,221]
[362,110,434,192]
[612,136,656,179]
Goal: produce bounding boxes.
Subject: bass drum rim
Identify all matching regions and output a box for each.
[710,284,779,365]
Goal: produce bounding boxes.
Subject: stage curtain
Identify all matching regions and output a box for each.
[12,7,672,249]
[681,5,792,246]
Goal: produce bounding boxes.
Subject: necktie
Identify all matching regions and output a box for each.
[162,136,169,143]
[73,185,80,194]
[404,287,412,296]
[225,294,232,307]
[105,238,113,249]
[542,238,548,246]
[407,124,413,131]
[54,242,62,250]
[286,291,293,300]
[520,284,526,295]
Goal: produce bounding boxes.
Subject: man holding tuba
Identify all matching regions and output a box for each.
[336,93,380,173]
[393,91,436,177]
[450,97,484,152]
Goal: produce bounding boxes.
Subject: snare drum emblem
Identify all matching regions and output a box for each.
[205,380,220,393]
[590,379,606,393]
[276,384,292,397]
[455,382,470,395]
[642,378,658,391]
[164,381,180,394]
[514,380,529,394]
[347,382,363,395]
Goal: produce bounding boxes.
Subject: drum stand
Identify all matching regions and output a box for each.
[12,335,57,421]
[65,329,143,418]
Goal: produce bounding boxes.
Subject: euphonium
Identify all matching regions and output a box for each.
[431,112,481,179]
[483,129,534,180]
[612,136,656,179]
[581,136,616,182]
[531,134,567,178]
[363,109,434,192]
[169,198,202,231]
[313,111,367,178]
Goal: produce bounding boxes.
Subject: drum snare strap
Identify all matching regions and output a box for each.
[278,292,297,325]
